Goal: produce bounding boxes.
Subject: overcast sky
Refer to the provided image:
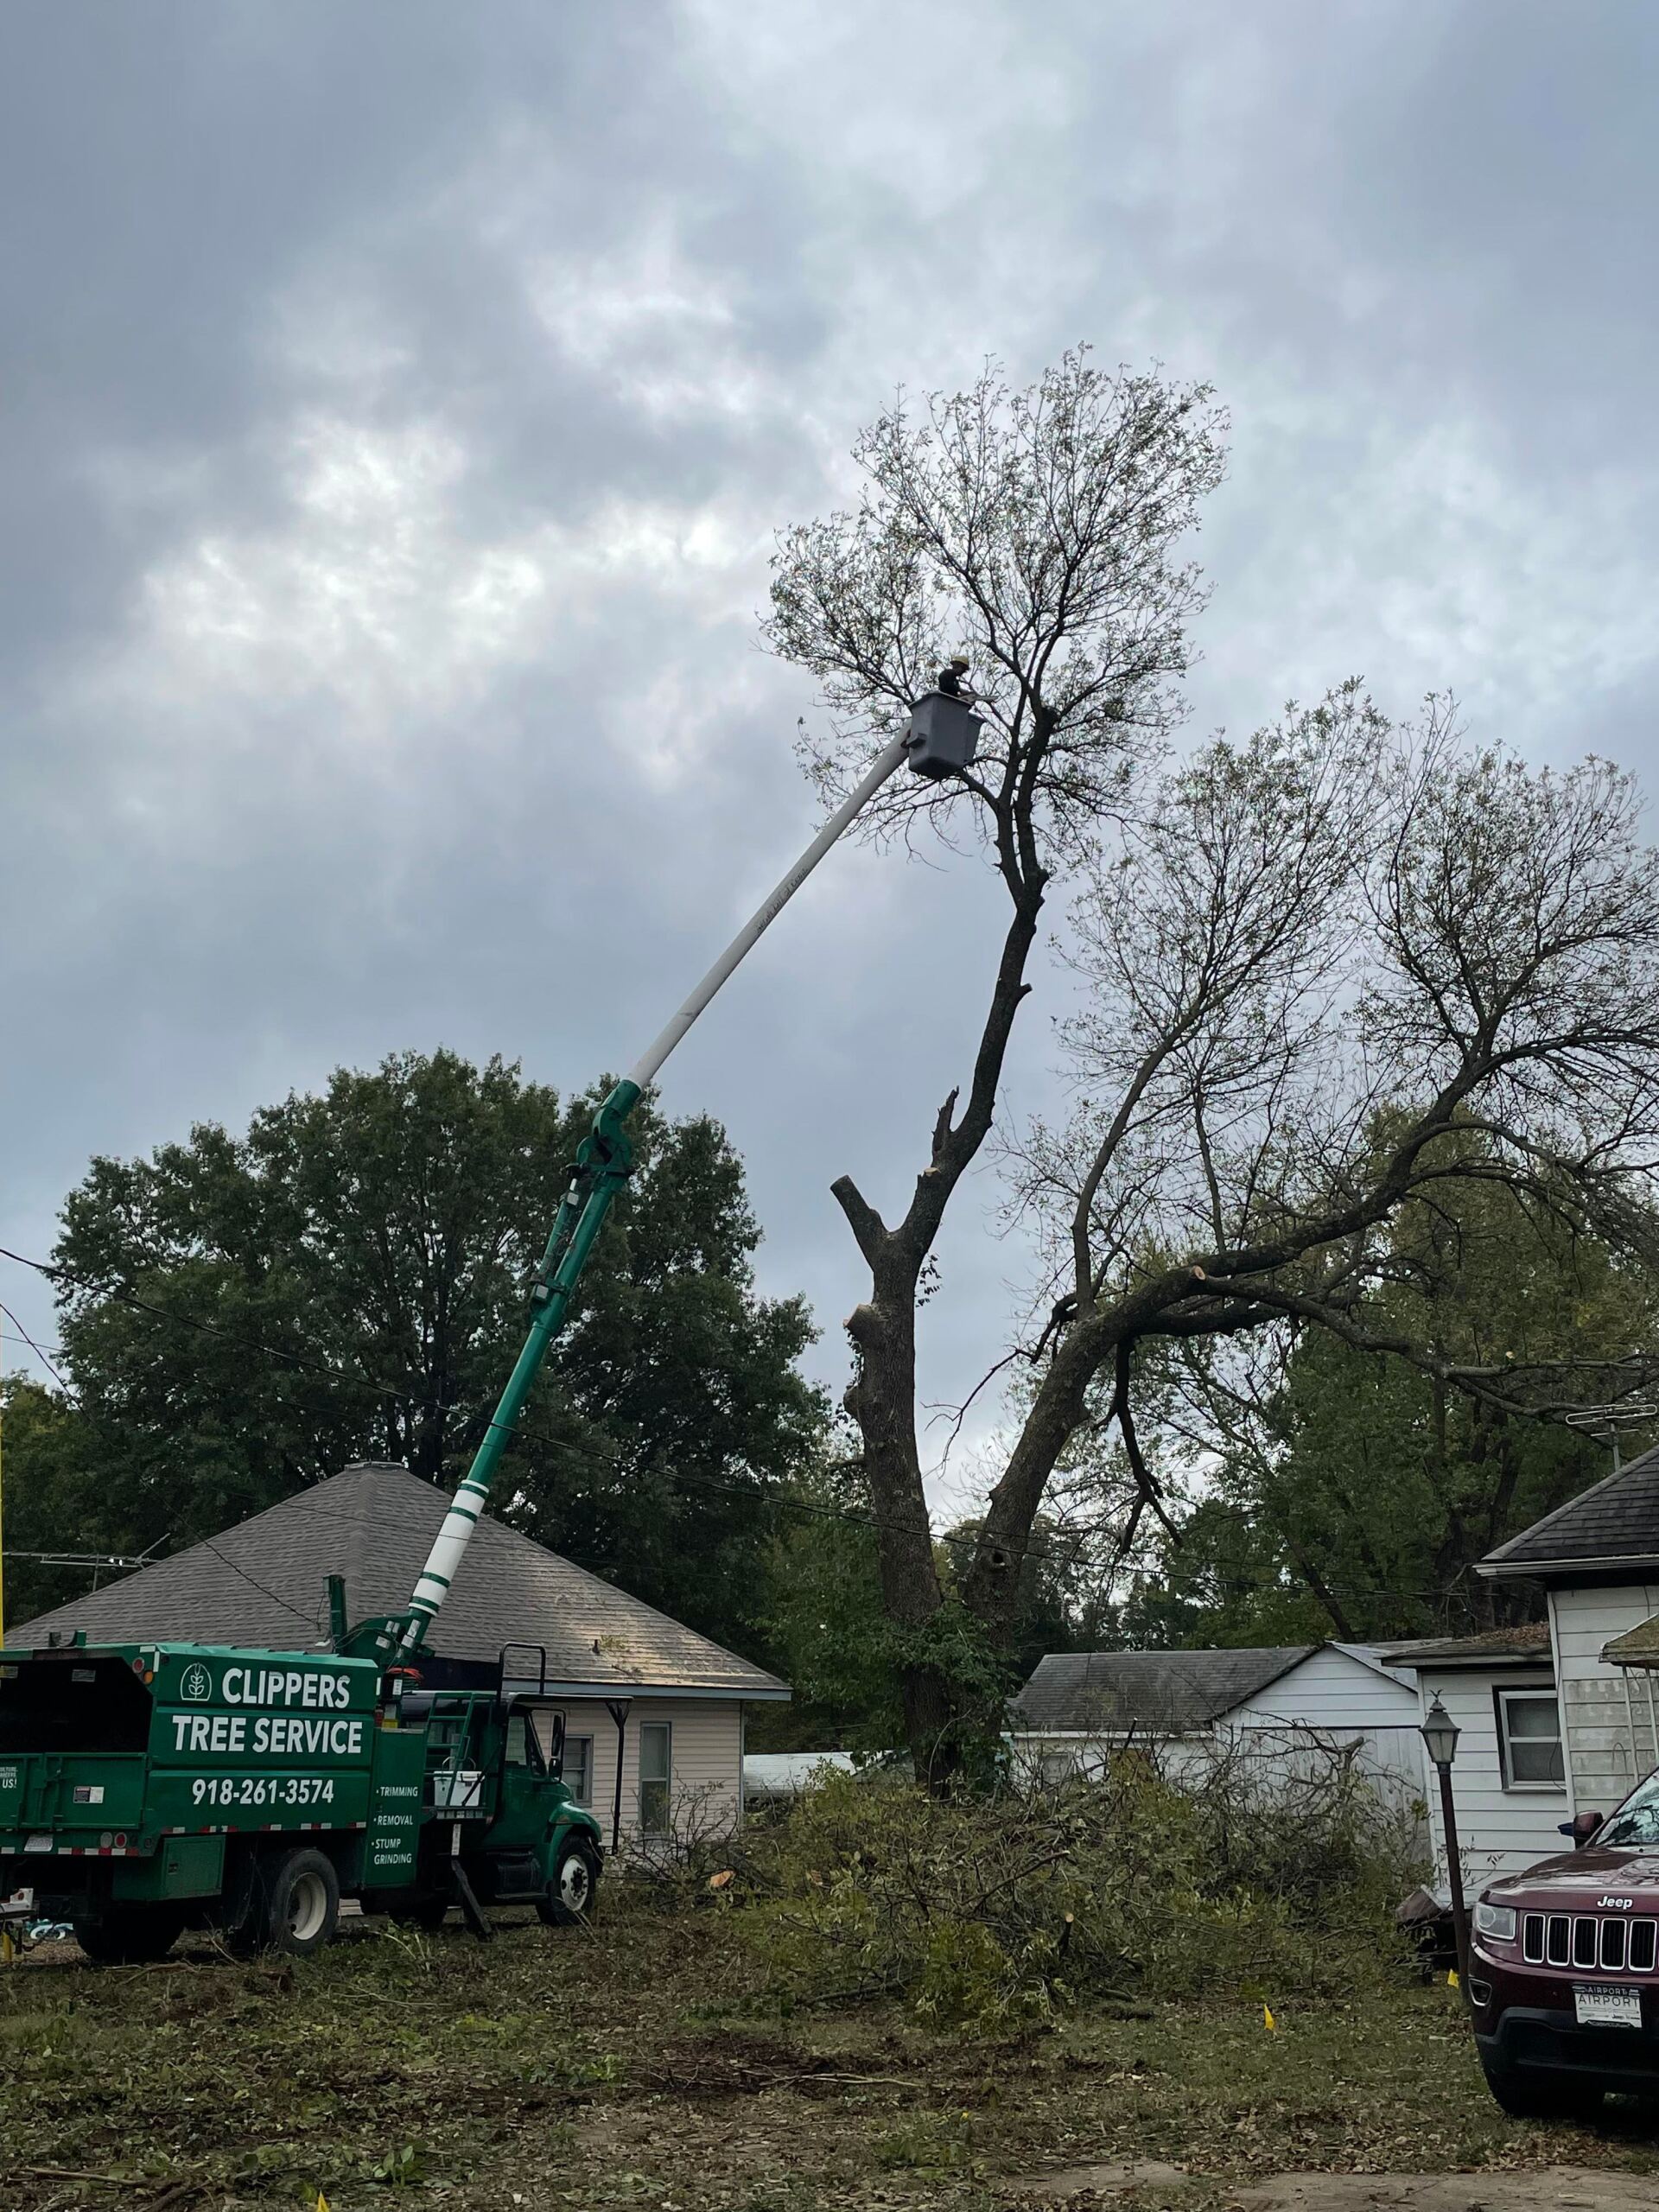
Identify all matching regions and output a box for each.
[2,2,1655,1516]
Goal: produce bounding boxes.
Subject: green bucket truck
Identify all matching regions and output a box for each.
[0,698,973,1960]
[0,1636,601,1958]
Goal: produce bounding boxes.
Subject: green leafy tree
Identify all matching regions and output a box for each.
[0,1375,103,1626]
[42,1050,825,1654]
[760,1461,898,1751]
[1112,1498,1330,1651]
[1148,1160,1659,1643]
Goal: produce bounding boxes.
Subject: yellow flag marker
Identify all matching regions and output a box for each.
[315,2194,330,2212]
[1262,2004,1275,2031]
[1447,1968,1459,1989]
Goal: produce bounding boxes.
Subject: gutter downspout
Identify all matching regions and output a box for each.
[1547,1588,1574,1819]
[1620,1668,1642,1795]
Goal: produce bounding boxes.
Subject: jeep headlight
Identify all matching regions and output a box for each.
[1475,1901,1516,1942]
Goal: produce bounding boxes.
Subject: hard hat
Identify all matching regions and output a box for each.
[949,650,971,668]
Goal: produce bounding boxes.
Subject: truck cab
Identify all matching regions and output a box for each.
[1469,1766,1659,2116]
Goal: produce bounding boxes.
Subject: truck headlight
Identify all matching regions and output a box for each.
[1475,1901,1516,1942]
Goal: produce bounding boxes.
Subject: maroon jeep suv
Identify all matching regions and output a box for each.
[1471,1767,1659,2116]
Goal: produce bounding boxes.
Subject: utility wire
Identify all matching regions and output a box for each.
[0,1299,68,1389]
[0,1238,1484,1605]
[0,1238,1048,1566]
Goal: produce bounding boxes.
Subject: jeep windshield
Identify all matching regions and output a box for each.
[1597,1769,1659,1847]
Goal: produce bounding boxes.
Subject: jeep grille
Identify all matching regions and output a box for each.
[1522,1910,1657,1972]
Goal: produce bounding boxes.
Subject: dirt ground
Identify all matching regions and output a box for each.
[1027,2164,1656,2207]
[0,1910,1655,2210]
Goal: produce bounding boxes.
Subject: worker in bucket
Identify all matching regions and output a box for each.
[936,650,977,702]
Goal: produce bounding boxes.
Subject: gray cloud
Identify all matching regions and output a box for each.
[3,0,1656,1514]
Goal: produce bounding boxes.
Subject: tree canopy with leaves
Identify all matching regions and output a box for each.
[20,1049,824,1653]
[767,348,1659,1782]
[1116,1160,1659,1649]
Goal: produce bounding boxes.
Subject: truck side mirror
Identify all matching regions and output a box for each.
[1559,1810,1604,1847]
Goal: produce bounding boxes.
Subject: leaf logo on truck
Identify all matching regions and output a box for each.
[181,1663,213,1702]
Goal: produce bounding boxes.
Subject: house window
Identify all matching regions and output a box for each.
[639,1721,672,1835]
[1497,1689,1564,1788]
[563,1734,594,1808]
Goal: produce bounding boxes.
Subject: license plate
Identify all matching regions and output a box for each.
[1574,1984,1643,2028]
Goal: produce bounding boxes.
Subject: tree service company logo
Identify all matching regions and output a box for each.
[180,1662,213,1703]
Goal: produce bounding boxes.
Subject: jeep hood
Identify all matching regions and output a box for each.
[1484,1847,1659,1904]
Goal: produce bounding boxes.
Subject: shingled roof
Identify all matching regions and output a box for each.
[1011,1647,1315,1735]
[10,1463,788,1700]
[1478,1444,1659,1580]
[1603,1612,1659,1667]
[1378,1624,1554,1668]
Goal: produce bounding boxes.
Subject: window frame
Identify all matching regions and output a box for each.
[1493,1684,1565,1792]
[638,1719,673,1836]
[563,1732,595,1809]
[504,1711,546,1775]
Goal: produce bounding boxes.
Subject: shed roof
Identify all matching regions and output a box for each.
[1010,1646,1315,1736]
[1603,1613,1659,1669]
[1478,1445,1659,1580]
[10,1463,787,1700]
[1377,1624,1554,1669]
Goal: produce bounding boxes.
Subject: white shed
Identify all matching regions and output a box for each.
[1008,1642,1424,1807]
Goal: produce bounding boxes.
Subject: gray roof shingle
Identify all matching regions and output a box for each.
[10,1463,788,1699]
[1011,1646,1315,1735]
[1479,1444,1659,1579]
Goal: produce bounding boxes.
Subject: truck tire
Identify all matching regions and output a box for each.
[537,1836,600,1927]
[247,1847,340,1957]
[73,1907,187,1966]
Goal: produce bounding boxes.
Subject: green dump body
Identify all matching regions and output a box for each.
[0,1639,599,1930]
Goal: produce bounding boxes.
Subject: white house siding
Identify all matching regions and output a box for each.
[1548,1581,1659,1815]
[1414,1665,1564,1889]
[553,1697,744,1854]
[1010,1648,1425,1808]
[1222,1645,1423,1808]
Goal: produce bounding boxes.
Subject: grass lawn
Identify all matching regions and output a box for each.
[1,1908,1656,2210]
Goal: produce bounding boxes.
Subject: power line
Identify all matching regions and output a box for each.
[0,1238,1026,1565]
[0,1238,1503,1605]
[0,1300,67,1389]
[1,1326,68,1357]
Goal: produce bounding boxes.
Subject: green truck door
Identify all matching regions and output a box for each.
[490,1710,559,1859]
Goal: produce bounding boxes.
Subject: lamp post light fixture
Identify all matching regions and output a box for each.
[1421,1695,1471,1984]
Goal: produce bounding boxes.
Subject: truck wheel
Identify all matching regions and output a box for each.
[73,1907,186,1966]
[255,1847,340,1956]
[537,1837,599,1927]
[1479,2055,1603,2122]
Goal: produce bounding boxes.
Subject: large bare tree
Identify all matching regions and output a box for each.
[767,352,1659,1782]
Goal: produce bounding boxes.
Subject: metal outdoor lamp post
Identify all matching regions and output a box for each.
[1421,1695,1470,1981]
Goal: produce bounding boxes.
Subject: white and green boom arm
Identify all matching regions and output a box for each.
[372,732,912,1663]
